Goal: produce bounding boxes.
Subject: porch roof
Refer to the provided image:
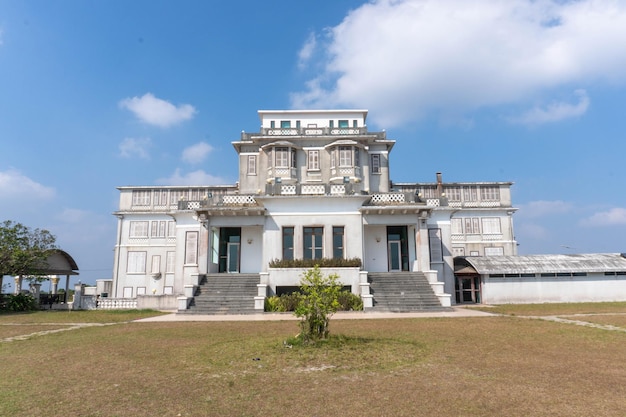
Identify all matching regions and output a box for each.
[455,253,626,275]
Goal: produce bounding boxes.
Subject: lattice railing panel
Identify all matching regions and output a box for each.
[222,195,257,205]
[281,185,297,195]
[301,184,326,195]
[370,193,406,204]
[330,184,346,195]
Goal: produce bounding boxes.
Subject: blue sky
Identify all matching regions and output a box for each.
[2,0,626,287]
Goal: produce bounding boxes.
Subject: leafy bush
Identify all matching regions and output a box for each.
[265,294,302,312]
[265,290,363,313]
[336,291,364,311]
[294,266,342,343]
[269,257,362,268]
[4,293,37,312]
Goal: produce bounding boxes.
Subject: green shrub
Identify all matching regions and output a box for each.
[269,257,362,268]
[5,293,37,312]
[265,290,362,312]
[336,291,364,311]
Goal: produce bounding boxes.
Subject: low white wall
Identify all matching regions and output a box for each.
[482,274,626,304]
[137,294,178,310]
[267,267,361,295]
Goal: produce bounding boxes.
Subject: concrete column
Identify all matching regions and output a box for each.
[14,276,22,294]
[415,218,430,272]
[30,283,41,304]
[50,276,60,294]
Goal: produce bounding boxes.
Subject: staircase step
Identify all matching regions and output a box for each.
[186,273,260,315]
[368,272,448,311]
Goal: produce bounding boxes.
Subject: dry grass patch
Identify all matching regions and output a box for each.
[0,309,166,324]
[567,314,626,328]
[0,324,74,340]
[1,317,625,417]
[473,301,626,316]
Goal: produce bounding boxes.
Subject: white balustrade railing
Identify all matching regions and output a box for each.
[97,298,138,309]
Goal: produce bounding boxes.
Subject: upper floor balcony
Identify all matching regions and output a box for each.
[175,188,448,211]
[240,127,387,140]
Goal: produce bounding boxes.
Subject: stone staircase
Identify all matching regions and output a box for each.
[368,272,449,311]
[185,274,260,314]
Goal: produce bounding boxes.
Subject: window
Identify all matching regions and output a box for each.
[353,120,357,128]
[151,221,167,238]
[275,147,289,168]
[451,218,463,234]
[303,227,323,260]
[280,120,291,128]
[452,247,465,256]
[132,190,150,206]
[170,190,186,203]
[291,148,296,168]
[270,121,275,129]
[153,190,168,206]
[247,155,257,175]
[329,120,334,128]
[480,186,500,201]
[445,186,462,201]
[185,231,198,265]
[282,227,294,260]
[151,255,161,274]
[421,186,437,199]
[338,120,349,128]
[429,229,443,263]
[130,221,149,238]
[296,120,301,129]
[371,154,381,174]
[127,251,146,273]
[339,146,352,167]
[166,251,176,273]
[167,221,176,237]
[481,218,502,234]
[463,186,478,202]
[464,218,481,234]
[307,150,320,171]
[484,247,504,256]
[333,226,344,259]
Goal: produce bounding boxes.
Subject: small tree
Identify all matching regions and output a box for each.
[294,265,342,343]
[0,220,58,286]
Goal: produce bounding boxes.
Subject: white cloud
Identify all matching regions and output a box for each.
[298,32,317,69]
[119,93,196,128]
[581,207,626,226]
[119,137,152,159]
[0,169,55,200]
[182,142,214,164]
[517,222,549,240]
[291,0,626,127]
[156,169,230,186]
[518,200,573,218]
[509,89,589,125]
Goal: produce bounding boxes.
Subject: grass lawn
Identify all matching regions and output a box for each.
[1,307,625,417]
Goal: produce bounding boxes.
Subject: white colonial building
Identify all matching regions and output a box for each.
[110,109,518,312]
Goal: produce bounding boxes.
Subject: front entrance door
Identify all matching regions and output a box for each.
[388,240,402,271]
[386,226,409,271]
[219,227,241,273]
[227,242,240,273]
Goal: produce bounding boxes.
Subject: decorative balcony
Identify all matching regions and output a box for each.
[240,128,386,140]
